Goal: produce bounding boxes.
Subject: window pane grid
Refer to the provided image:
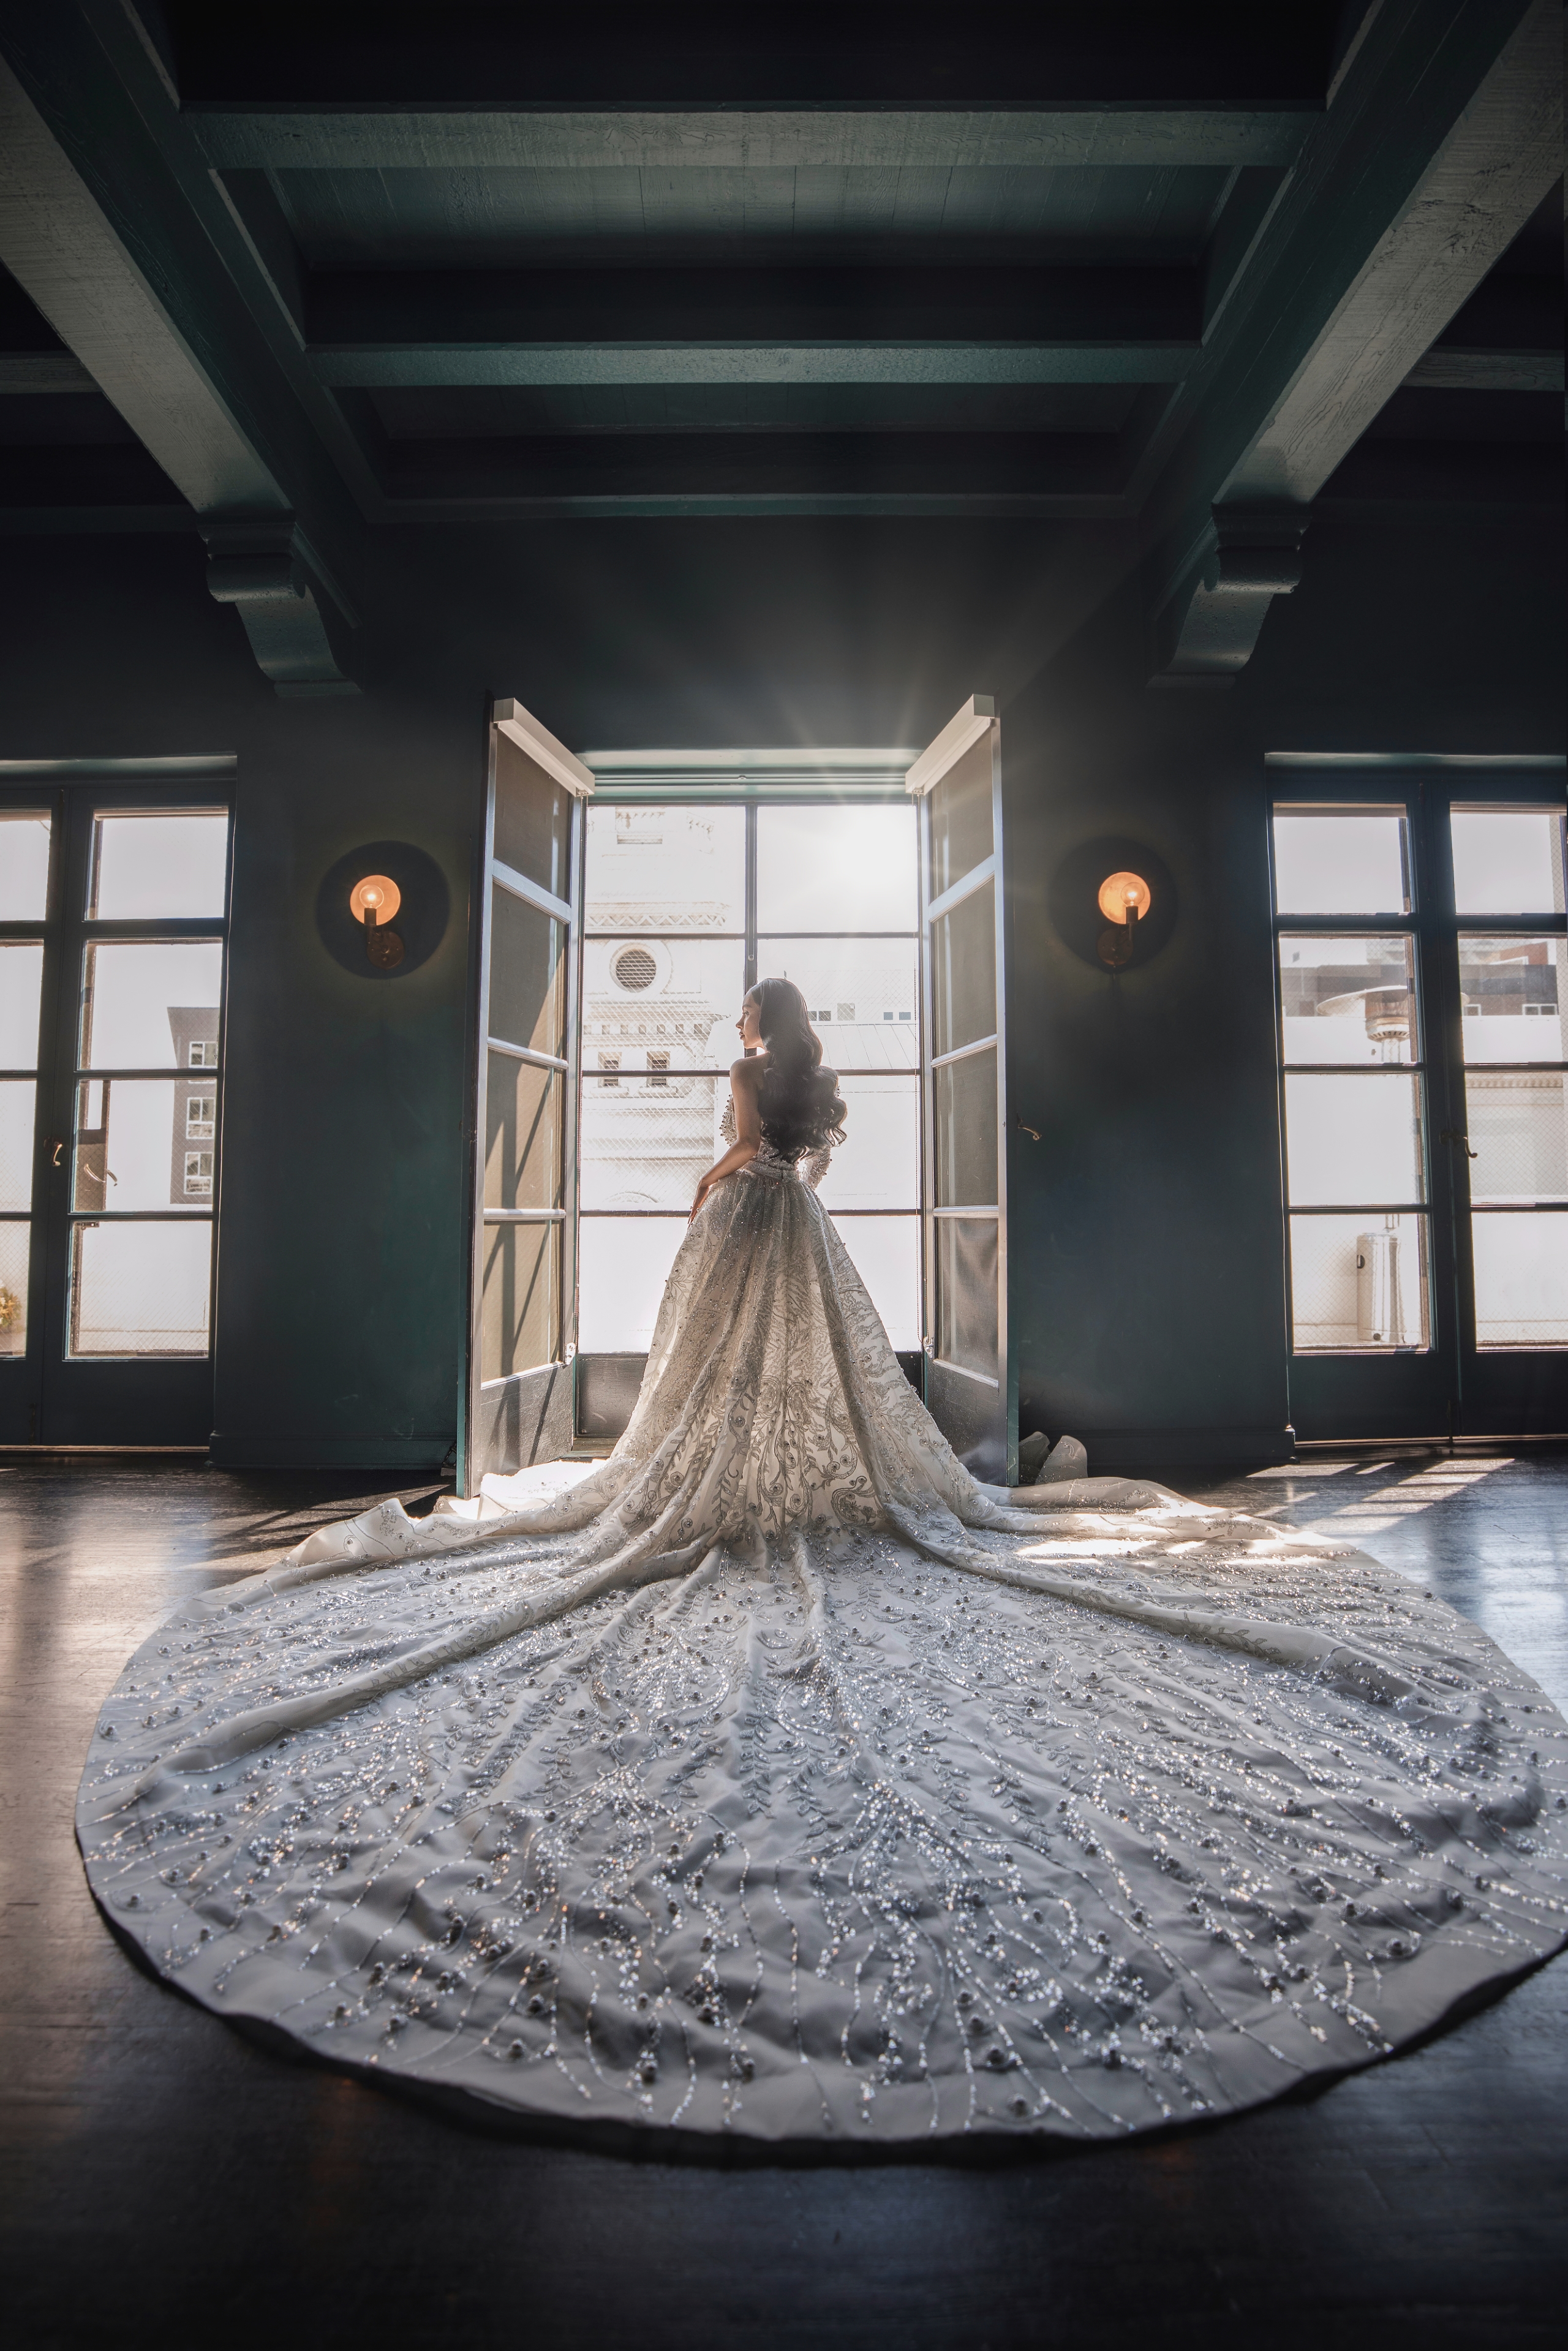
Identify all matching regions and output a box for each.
[65,809,229,1357]
[579,796,922,1350]
[1451,807,1568,1348]
[1272,802,1431,1352]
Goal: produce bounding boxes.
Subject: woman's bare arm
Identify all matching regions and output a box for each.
[690,1058,763,1218]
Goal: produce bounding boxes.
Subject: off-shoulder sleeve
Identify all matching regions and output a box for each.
[801,1141,832,1191]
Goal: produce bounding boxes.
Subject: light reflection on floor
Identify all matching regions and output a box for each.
[1182,1446,1568,1710]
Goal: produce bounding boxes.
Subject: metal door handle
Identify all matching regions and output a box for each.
[1438,1128,1478,1160]
[49,1138,64,1168]
[1012,1116,1041,1141]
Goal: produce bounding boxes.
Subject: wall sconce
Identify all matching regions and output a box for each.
[317,842,449,980]
[350,873,404,968]
[1097,870,1151,968]
[1047,837,1175,973]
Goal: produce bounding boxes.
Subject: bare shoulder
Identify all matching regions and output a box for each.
[729,1055,764,1090]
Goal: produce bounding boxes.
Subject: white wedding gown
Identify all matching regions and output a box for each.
[78,1120,1568,2148]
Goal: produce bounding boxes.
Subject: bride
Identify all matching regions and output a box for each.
[80,980,1567,2148]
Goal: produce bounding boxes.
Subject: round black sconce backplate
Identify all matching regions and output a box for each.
[316,840,450,979]
[1048,835,1177,972]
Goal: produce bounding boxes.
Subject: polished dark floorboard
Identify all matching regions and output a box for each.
[3,1450,1566,2350]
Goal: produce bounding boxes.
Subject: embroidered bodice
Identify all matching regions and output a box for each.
[720,1092,832,1190]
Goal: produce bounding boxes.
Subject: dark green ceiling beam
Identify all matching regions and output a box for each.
[1140,0,1562,682]
[0,7,367,685]
[317,345,1196,392]
[1405,271,1562,388]
[188,108,1316,176]
[1404,349,1562,391]
[0,49,282,512]
[342,491,1133,523]
[308,268,1199,392]
[0,350,98,392]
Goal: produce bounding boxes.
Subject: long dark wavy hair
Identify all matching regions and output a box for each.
[747,977,848,1159]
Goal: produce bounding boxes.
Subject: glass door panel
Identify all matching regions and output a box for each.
[1,789,231,1444]
[63,812,227,1411]
[466,703,589,1490]
[88,810,229,918]
[1273,803,1434,1407]
[577,785,923,1442]
[584,804,745,932]
[1275,775,1567,1439]
[913,698,1010,1482]
[813,1075,919,1210]
[0,942,45,1065]
[580,1069,730,1212]
[0,812,52,918]
[1471,1214,1568,1346]
[1458,936,1566,1059]
[480,1219,560,1384]
[1282,1072,1424,1204]
[1287,1212,1430,1351]
[0,1080,36,1210]
[755,938,918,1063]
[1452,803,1568,1372]
[71,1079,214,1210]
[485,1054,564,1213]
[0,818,50,1387]
[0,1220,28,1360]
[933,1052,999,1207]
[930,886,995,1060]
[494,728,572,899]
[1278,935,1417,1063]
[927,736,995,901]
[935,1219,1000,1378]
[1272,806,1410,916]
[1450,809,1566,915]
[69,1219,213,1356]
[834,1215,921,1350]
[488,888,567,1060]
[755,803,918,930]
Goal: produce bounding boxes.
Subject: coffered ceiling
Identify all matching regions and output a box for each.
[0,2,1559,690]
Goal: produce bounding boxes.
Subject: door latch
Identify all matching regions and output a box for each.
[1438,1128,1479,1160]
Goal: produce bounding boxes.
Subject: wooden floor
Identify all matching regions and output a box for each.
[3,1448,1566,2349]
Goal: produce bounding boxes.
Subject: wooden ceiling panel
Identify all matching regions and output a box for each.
[273,163,1235,273]
[364,382,1144,441]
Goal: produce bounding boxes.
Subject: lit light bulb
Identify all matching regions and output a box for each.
[351,874,401,927]
[1097,871,1151,926]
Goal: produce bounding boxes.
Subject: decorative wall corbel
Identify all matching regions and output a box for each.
[201,518,360,697]
[1147,507,1311,687]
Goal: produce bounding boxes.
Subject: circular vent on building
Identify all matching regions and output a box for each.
[612,946,657,991]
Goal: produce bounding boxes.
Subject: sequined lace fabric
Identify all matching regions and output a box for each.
[78,1136,1568,2148]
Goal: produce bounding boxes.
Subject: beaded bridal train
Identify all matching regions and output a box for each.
[79,1131,1567,2148]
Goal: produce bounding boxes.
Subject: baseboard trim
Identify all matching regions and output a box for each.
[1075,1427,1295,1470]
[207,1435,453,1471]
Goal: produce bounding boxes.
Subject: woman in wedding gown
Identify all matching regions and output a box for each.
[80,981,1567,2148]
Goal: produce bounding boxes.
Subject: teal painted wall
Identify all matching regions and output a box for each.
[1003,504,1566,1462]
[0,501,1560,1465]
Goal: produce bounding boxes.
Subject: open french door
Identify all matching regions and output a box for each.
[908,695,1014,1484]
[460,699,592,1494]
